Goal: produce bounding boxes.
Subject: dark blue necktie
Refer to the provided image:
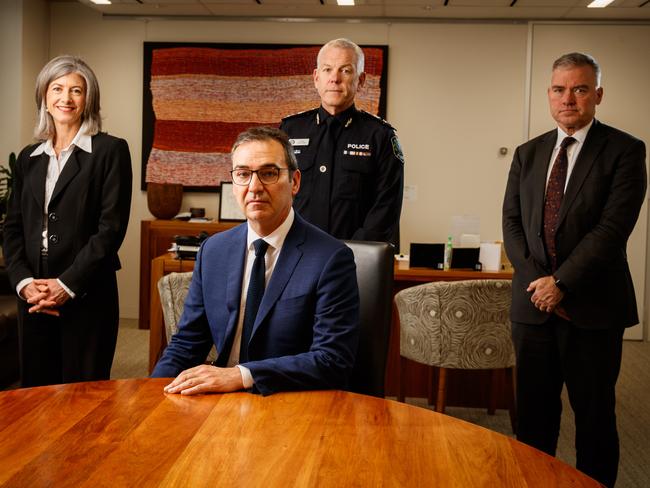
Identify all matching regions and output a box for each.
[239,239,269,363]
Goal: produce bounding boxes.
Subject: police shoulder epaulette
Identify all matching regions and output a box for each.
[282,107,318,121]
[358,110,395,130]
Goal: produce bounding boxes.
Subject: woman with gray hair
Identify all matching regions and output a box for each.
[3,55,132,387]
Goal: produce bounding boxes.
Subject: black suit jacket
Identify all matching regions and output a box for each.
[3,132,132,297]
[503,120,647,329]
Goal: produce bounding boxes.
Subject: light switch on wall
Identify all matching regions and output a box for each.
[404,184,417,202]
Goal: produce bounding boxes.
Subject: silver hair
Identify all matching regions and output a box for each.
[231,126,298,172]
[553,52,602,87]
[34,55,102,141]
[317,38,365,74]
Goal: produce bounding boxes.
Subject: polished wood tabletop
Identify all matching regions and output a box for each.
[0,379,598,487]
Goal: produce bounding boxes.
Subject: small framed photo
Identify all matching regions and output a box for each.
[218,182,246,222]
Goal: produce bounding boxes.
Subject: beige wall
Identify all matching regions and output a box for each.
[387,23,527,247]
[20,0,50,146]
[0,0,49,160]
[11,3,649,339]
[1,0,25,161]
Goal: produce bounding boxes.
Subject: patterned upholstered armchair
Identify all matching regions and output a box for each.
[394,279,516,429]
[157,272,217,363]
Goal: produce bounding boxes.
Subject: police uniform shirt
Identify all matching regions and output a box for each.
[280,104,404,247]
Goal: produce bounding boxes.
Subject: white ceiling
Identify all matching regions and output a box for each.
[71,0,650,21]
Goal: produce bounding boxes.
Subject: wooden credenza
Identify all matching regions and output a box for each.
[139,220,238,329]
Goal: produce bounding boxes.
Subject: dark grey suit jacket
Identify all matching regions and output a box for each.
[502,120,647,329]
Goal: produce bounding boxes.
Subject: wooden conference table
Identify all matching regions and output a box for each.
[0,379,598,487]
[148,253,513,405]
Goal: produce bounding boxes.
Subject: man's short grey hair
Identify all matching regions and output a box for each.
[34,55,102,141]
[317,38,365,74]
[231,126,298,172]
[553,52,602,87]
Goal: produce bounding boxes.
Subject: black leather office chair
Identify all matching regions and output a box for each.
[344,240,394,397]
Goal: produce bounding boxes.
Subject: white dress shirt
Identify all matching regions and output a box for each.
[546,119,593,191]
[230,208,295,388]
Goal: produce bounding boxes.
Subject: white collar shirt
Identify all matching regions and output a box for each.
[30,127,92,250]
[546,119,593,191]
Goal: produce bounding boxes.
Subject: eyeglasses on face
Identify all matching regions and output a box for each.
[230,166,290,186]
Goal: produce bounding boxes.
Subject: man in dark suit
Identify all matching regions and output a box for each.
[152,127,360,395]
[503,52,647,487]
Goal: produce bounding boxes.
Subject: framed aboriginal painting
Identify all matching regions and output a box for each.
[141,42,388,191]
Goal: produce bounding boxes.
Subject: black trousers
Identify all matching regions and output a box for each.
[511,316,624,487]
[17,257,120,387]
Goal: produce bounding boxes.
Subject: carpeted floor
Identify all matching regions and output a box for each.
[111,318,149,380]
[112,319,650,487]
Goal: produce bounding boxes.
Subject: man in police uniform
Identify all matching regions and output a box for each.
[280,38,404,247]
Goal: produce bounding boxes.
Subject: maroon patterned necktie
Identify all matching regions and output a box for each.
[543,136,576,271]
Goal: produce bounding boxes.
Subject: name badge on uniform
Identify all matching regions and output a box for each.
[289,138,310,146]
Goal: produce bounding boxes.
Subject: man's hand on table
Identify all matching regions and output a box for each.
[163,365,244,395]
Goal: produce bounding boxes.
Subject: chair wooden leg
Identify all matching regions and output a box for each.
[435,367,447,414]
[487,369,498,415]
[506,366,517,434]
[427,366,435,406]
[398,356,408,402]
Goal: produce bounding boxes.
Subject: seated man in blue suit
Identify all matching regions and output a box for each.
[152,126,360,395]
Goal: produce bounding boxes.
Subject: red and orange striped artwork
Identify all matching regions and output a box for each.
[143,44,386,190]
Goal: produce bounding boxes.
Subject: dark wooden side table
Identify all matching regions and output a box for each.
[139,220,238,329]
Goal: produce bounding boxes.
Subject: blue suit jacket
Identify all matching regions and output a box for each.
[152,214,360,395]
